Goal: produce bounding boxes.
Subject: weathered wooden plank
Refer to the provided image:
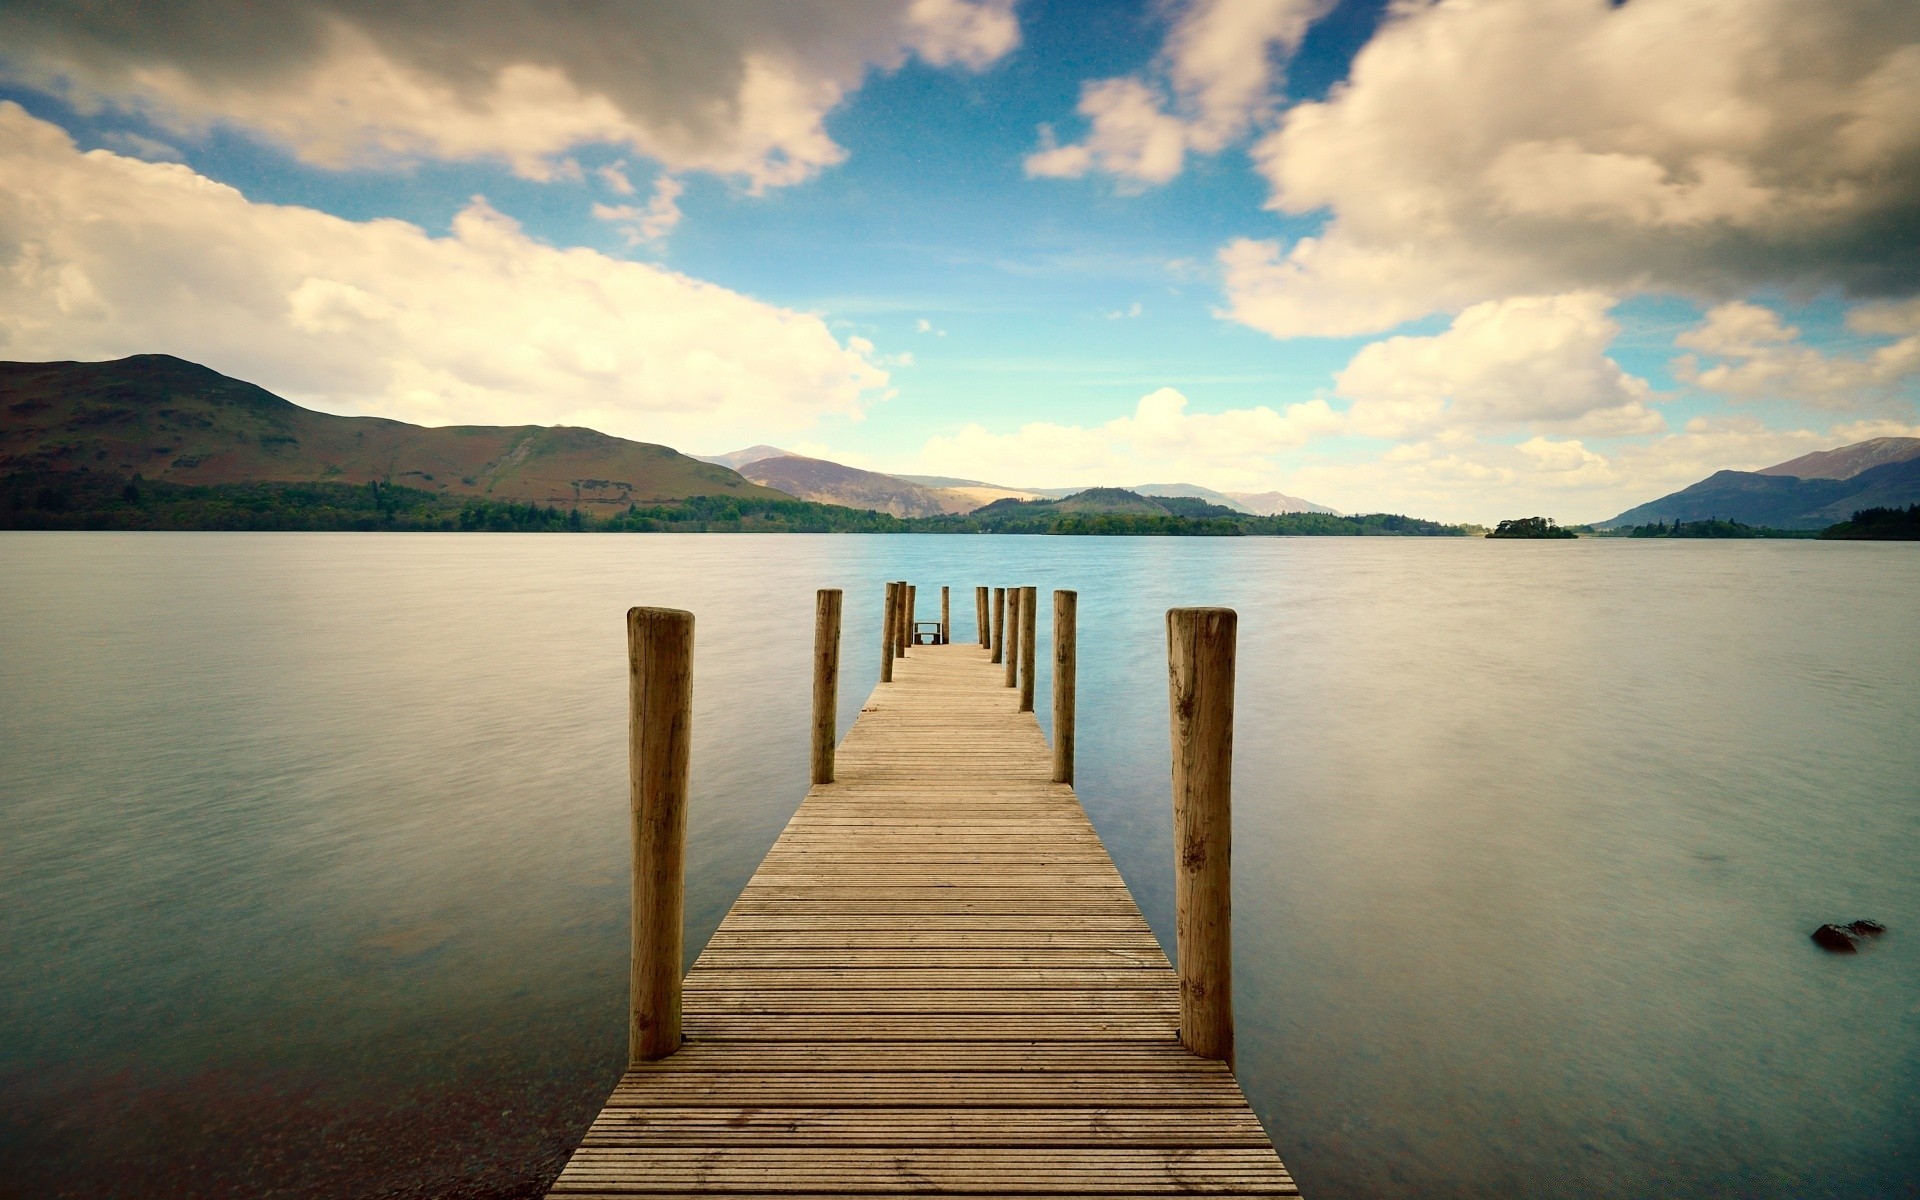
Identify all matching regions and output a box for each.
[579,1106,1276,1147]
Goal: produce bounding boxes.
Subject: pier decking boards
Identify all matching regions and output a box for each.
[549,640,1297,1197]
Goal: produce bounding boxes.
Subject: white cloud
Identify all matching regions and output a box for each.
[917,386,1341,488]
[592,176,685,245]
[902,0,1020,68]
[0,1,1021,189]
[914,317,947,336]
[1227,0,1920,336]
[1025,0,1334,184]
[0,104,886,444]
[1672,298,1920,406]
[596,162,636,196]
[1334,293,1663,438]
[1104,302,1144,320]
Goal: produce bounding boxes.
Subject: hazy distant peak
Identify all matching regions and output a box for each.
[693,444,794,471]
[1758,437,1920,480]
[1223,490,1340,516]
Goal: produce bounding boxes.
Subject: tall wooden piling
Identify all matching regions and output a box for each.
[1004,587,1021,688]
[976,586,989,647]
[1166,607,1236,1064]
[1019,586,1037,711]
[894,581,908,658]
[906,585,917,654]
[880,583,897,683]
[940,586,950,645]
[991,587,1006,663]
[1052,589,1076,784]
[626,606,692,1063]
[811,589,841,785]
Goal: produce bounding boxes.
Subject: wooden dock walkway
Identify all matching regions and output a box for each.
[547,636,1296,1197]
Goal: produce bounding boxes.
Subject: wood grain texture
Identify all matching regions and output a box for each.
[1167,608,1236,1065]
[551,640,1290,1197]
[811,589,841,785]
[1004,587,1021,689]
[881,583,897,683]
[627,607,692,1062]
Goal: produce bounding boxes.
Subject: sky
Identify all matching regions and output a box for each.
[1,0,1917,524]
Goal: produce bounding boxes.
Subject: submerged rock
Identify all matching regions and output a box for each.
[1812,924,1859,953]
[1812,920,1886,953]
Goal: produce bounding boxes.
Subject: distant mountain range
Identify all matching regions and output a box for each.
[737,455,967,518]
[1602,437,1920,529]
[692,444,794,472]
[712,452,1338,517]
[1,356,779,508]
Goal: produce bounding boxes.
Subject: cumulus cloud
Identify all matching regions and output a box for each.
[1226,0,1920,337]
[1672,298,1920,406]
[1333,293,1663,438]
[917,386,1341,488]
[0,104,886,444]
[0,0,1020,188]
[593,176,686,245]
[1025,0,1334,184]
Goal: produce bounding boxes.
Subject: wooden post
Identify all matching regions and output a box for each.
[881,583,897,683]
[1004,587,1020,688]
[627,606,692,1063]
[812,589,841,784]
[894,581,907,658]
[1166,607,1235,1064]
[991,587,1006,664]
[1052,590,1076,784]
[894,579,910,656]
[1019,586,1037,712]
[976,586,989,648]
[941,586,950,645]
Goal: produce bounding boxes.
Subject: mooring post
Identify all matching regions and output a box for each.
[1004,587,1020,688]
[905,585,916,655]
[812,589,841,784]
[991,587,1006,663]
[1166,607,1235,1065]
[627,606,692,1063]
[1019,586,1037,711]
[894,581,908,658]
[941,586,950,645]
[976,586,990,647]
[1052,590,1076,783]
[881,583,897,683]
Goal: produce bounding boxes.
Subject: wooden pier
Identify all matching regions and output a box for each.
[547,593,1296,1197]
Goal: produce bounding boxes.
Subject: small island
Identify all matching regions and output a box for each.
[1488,516,1578,539]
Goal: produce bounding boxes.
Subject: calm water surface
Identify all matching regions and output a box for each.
[2,533,1916,1198]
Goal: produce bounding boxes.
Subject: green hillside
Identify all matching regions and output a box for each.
[0,355,782,509]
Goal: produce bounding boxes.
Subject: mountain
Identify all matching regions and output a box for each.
[0,355,782,508]
[893,474,1047,508]
[910,475,1338,515]
[1224,490,1340,516]
[1756,437,1920,480]
[1130,483,1254,513]
[1602,438,1920,529]
[693,445,795,471]
[738,454,969,517]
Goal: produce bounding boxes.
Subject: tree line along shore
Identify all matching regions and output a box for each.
[1,471,1474,536]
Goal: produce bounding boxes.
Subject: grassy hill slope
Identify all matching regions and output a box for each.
[0,355,781,509]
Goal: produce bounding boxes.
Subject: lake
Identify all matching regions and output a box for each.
[1,532,1915,1198]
